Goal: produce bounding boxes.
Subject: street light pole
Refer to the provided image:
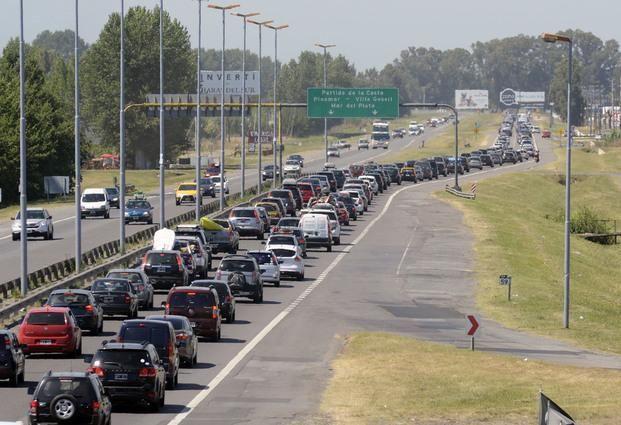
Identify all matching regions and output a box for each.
[233,12,260,199]
[315,43,335,165]
[18,0,28,296]
[158,0,165,227]
[74,0,82,270]
[542,32,573,329]
[119,0,126,253]
[209,3,240,211]
[248,18,273,193]
[195,0,203,221]
[266,24,288,186]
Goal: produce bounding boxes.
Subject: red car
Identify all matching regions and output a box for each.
[18,306,82,357]
[542,130,551,138]
[336,202,350,226]
[297,183,314,205]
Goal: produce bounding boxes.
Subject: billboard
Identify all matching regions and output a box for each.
[455,90,489,109]
[200,71,259,100]
[500,88,545,106]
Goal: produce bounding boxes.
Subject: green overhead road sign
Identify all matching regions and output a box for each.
[307,87,399,118]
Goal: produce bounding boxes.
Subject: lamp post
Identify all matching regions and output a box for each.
[209,3,240,211]
[542,32,573,329]
[119,0,126,253]
[158,0,165,227]
[194,0,205,221]
[248,18,273,192]
[315,43,335,164]
[18,0,28,296]
[265,23,288,186]
[232,11,260,198]
[74,0,82,268]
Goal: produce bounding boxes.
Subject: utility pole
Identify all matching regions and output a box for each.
[74,0,82,269]
[18,0,28,296]
[158,0,165,227]
[315,43,335,165]
[194,0,203,221]
[119,0,126,253]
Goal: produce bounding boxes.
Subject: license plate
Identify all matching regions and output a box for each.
[104,296,114,303]
[39,340,52,345]
[157,267,166,273]
[114,373,128,381]
[190,322,197,327]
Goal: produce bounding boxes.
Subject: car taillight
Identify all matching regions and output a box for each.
[3,336,10,349]
[124,294,131,304]
[212,306,219,319]
[30,400,39,414]
[88,366,105,377]
[168,343,174,358]
[165,303,170,313]
[177,332,189,341]
[225,295,233,303]
[139,367,157,378]
[177,256,183,268]
[91,401,101,411]
[85,305,94,313]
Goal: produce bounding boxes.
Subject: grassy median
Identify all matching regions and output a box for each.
[322,333,621,425]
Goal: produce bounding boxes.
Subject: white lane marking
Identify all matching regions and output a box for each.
[396,226,418,276]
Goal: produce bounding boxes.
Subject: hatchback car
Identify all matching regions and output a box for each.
[229,207,265,240]
[18,307,82,357]
[46,289,104,334]
[0,330,26,386]
[163,287,222,341]
[271,248,305,281]
[89,342,166,411]
[215,255,263,303]
[146,315,198,366]
[28,372,111,425]
[190,280,237,323]
[90,278,139,319]
[106,269,154,309]
[247,250,281,287]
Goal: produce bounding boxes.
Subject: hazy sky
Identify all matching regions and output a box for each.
[2,0,620,71]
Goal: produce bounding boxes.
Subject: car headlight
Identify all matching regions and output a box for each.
[143,212,150,216]
[81,206,86,211]
[124,212,130,217]
[38,220,46,227]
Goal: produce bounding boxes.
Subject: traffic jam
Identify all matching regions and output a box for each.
[0,114,536,424]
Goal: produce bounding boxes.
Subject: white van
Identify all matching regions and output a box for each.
[299,214,332,252]
[81,188,110,219]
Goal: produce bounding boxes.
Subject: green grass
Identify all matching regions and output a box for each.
[322,333,621,425]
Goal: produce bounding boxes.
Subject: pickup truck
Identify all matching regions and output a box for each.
[200,217,239,254]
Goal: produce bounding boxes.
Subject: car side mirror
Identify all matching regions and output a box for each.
[48,216,53,219]
[10,217,15,220]
[83,354,93,363]
[260,241,265,245]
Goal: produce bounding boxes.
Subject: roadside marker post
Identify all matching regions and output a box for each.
[466,315,479,351]
[470,182,478,194]
[499,274,512,301]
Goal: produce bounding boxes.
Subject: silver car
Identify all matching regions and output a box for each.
[228,207,265,240]
[271,247,304,281]
[11,208,54,241]
[247,250,281,287]
[105,268,154,309]
[214,255,264,303]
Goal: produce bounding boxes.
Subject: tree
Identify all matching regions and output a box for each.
[0,39,74,203]
[33,30,88,60]
[81,6,193,168]
[549,57,586,125]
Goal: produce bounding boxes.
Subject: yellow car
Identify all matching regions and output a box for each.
[175,182,198,205]
[255,202,282,225]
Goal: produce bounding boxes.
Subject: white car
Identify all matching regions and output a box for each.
[265,233,302,257]
[327,147,340,158]
[309,208,341,245]
[270,247,304,281]
[283,160,301,173]
[11,208,54,241]
[81,188,110,219]
[247,250,281,287]
[211,176,230,194]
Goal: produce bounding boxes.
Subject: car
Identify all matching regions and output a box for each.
[215,255,264,303]
[0,330,26,386]
[383,165,402,185]
[81,188,110,219]
[308,208,341,245]
[117,319,180,390]
[468,156,483,170]
[174,225,213,271]
[28,372,112,425]
[281,180,304,210]
[90,278,139,318]
[105,187,120,209]
[261,197,288,218]
[490,153,503,165]
[336,140,352,149]
[283,159,302,174]
[287,154,304,167]
[327,146,340,157]
[11,208,54,241]
[255,201,283,226]
[175,182,198,205]
[203,218,240,254]
[246,250,281,287]
[46,289,104,334]
[309,175,331,195]
[89,342,166,411]
[435,161,447,177]
[142,250,189,290]
[358,139,369,150]
[146,315,199,366]
[228,207,264,240]
[106,269,154,309]
[391,130,403,138]
[267,189,296,216]
[211,175,230,194]
[124,196,154,224]
[458,156,470,172]
[254,206,272,234]
[271,247,305,280]
[265,233,302,257]
[175,236,210,278]
[190,280,237,323]
[400,167,417,182]
[261,164,280,181]
[336,193,358,221]
[503,151,517,164]
[162,286,222,341]
[18,307,82,357]
[345,190,366,214]
[479,154,494,167]
[299,213,332,252]
[197,177,217,197]
[542,129,551,138]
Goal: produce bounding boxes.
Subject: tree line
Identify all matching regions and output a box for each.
[1,4,619,203]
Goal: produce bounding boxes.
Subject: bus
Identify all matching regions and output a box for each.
[371,121,390,149]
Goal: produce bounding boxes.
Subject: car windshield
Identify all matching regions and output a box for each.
[106,188,118,195]
[127,200,150,209]
[286,160,298,165]
[270,190,289,197]
[269,236,295,245]
[83,193,105,202]
[271,249,296,258]
[93,350,152,367]
[27,312,65,325]
[279,218,300,227]
[178,184,196,191]
[147,253,178,266]
[169,292,215,308]
[107,271,142,283]
[92,280,130,292]
[219,260,255,272]
[17,210,46,220]
[231,209,256,218]
[48,293,89,306]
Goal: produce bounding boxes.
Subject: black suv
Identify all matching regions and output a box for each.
[89,342,166,411]
[0,330,25,386]
[46,289,104,334]
[383,165,402,185]
[142,250,189,290]
[28,371,112,425]
[90,278,139,319]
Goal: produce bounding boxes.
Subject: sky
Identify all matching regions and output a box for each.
[2,0,621,71]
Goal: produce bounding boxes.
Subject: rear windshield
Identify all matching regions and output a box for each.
[231,209,256,218]
[121,326,168,347]
[311,211,337,221]
[219,260,255,272]
[83,193,104,202]
[169,292,215,308]
[258,204,277,213]
[278,218,300,227]
[38,378,94,402]
[48,293,89,306]
[298,184,312,191]
[107,271,143,283]
[93,350,152,367]
[148,316,186,330]
[27,312,65,325]
[270,191,289,198]
[269,236,295,245]
[147,253,178,266]
[271,249,296,258]
[248,252,273,265]
[92,280,130,292]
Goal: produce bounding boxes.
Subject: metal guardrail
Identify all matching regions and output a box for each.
[445,185,476,200]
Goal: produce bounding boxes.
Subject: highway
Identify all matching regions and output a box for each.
[0,123,573,424]
[0,125,444,284]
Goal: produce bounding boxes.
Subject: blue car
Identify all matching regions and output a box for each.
[124,196,154,224]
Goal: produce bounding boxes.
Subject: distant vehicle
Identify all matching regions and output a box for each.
[228,207,265,240]
[327,146,340,158]
[124,197,154,224]
[81,188,110,219]
[146,314,199,366]
[106,268,154,309]
[391,129,404,138]
[11,208,54,241]
[190,280,237,323]
[283,159,302,176]
[89,341,166,411]
[542,129,551,138]
[196,177,216,197]
[175,182,198,205]
[105,187,120,209]
[335,140,351,149]
[28,372,112,425]
[358,139,369,150]
[211,175,229,194]
[287,154,304,167]
[400,166,417,182]
[163,286,222,341]
[200,217,239,254]
[215,254,264,303]
[299,213,332,252]
[272,247,305,281]
[468,156,483,170]
[262,164,280,181]
[46,289,104,334]
[246,250,281,287]
[142,250,189,290]
[0,330,25,386]
[90,278,139,319]
[18,307,82,357]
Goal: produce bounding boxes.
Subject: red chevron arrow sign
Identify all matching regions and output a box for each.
[467,315,479,336]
